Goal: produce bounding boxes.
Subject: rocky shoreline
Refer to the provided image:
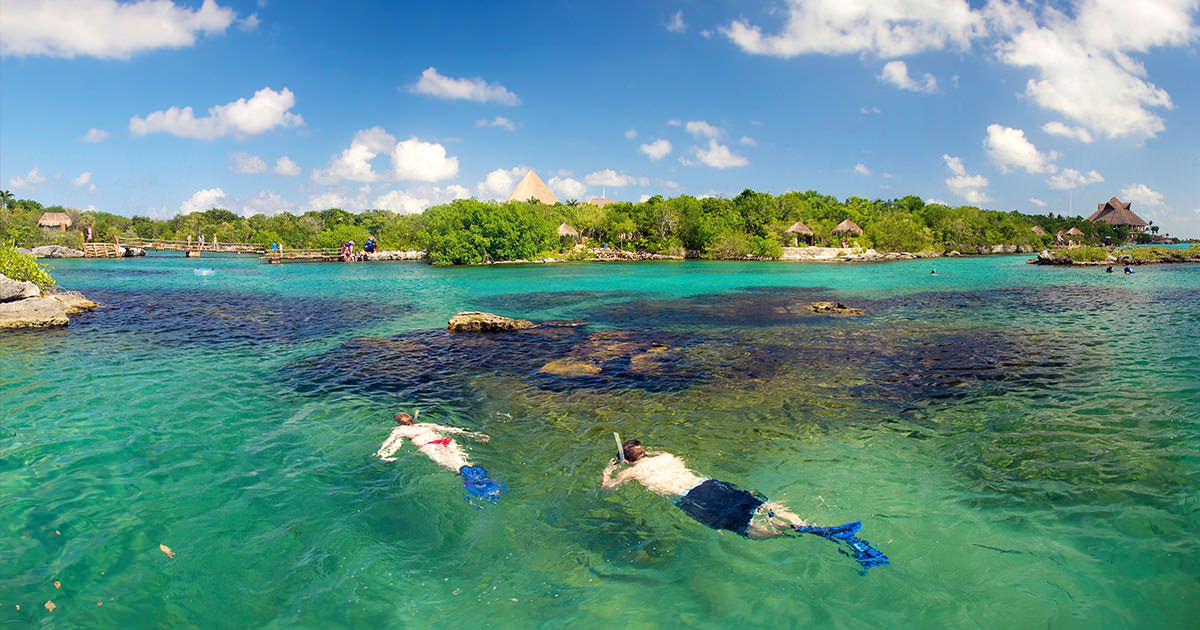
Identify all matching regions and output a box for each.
[19,245,146,258]
[0,274,99,329]
[1028,248,1200,266]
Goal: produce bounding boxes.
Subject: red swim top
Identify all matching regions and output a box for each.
[416,437,453,447]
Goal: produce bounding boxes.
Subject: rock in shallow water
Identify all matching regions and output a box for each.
[0,274,42,302]
[539,358,602,376]
[0,296,69,328]
[807,301,866,316]
[447,311,535,332]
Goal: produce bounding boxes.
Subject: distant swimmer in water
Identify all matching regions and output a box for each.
[930,269,936,275]
[1106,266,1113,273]
[1124,265,1134,274]
[601,439,889,573]
[376,411,503,502]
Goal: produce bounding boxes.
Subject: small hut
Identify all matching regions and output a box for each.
[586,197,615,208]
[1031,225,1047,235]
[1065,227,1085,237]
[784,220,814,246]
[1087,197,1147,233]
[557,221,580,245]
[506,170,558,205]
[37,212,72,230]
[832,218,864,236]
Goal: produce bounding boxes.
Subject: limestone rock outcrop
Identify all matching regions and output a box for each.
[447,311,535,333]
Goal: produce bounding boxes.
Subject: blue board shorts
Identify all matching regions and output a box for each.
[675,479,767,537]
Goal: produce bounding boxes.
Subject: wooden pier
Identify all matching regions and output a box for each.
[82,238,360,263]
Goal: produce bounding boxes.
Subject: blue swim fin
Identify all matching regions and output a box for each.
[795,520,890,574]
[459,465,504,503]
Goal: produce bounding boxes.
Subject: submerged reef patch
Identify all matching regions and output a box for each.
[77,288,409,345]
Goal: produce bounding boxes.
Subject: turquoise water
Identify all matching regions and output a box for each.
[3,254,1198,628]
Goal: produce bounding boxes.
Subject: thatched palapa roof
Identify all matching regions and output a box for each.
[506,170,558,205]
[557,222,579,238]
[587,197,615,207]
[37,212,72,228]
[1066,227,1085,236]
[832,218,863,235]
[1087,197,1147,229]
[784,220,813,236]
[1031,225,1047,235]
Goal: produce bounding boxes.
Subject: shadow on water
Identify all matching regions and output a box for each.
[73,288,411,345]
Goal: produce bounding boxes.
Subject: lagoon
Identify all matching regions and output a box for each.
[3,254,1198,628]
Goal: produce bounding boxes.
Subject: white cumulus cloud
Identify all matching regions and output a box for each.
[180,187,227,213]
[721,0,981,58]
[229,151,268,173]
[585,169,637,187]
[879,60,937,93]
[1120,183,1165,207]
[695,139,748,169]
[685,120,722,138]
[1046,168,1104,190]
[854,163,871,176]
[721,1,1194,141]
[313,127,458,184]
[1,0,237,59]
[548,176,587,199]
[374,184,471,215]
[991,0,1189,140]
[640,139,672,160]
[1030,197,1046,207]
[739,136,757,146]
[71,171,92,186]
[274,156,301,176]
[80,128,110,143]
[130,86,303,140]
[984,124,1058,174]
[392,137,459,182]
[476,166,527,200]
[624,128,638,139]
[7,167,46,191]
[411,67,519,105]
[942,154,989,203]
[1042,121,1095,144]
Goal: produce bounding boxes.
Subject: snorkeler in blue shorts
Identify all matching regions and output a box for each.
[601,439,888,572]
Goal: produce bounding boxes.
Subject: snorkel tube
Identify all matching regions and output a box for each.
[613,432,625,463]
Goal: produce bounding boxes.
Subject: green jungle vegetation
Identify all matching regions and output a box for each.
[0,245,56,288]
[0,189,1168,265]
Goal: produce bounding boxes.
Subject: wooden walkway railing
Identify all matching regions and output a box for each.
[84,237,362,263]
[122,237,265,254]
[82,242,122,258]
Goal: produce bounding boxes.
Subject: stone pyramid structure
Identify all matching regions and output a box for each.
[506,170,558,205]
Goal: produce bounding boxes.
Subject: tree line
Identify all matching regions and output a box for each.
[0,188,1158,265]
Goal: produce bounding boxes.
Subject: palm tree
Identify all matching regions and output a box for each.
[0,189,13,211]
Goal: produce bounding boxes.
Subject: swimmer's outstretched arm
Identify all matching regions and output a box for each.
[375,427,410,462]
[601,458,633,490]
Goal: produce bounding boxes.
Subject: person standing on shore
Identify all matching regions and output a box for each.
[601,439,889,573]
[376,411,504,502]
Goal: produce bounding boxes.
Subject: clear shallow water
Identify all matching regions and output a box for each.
[3,254,1198,628]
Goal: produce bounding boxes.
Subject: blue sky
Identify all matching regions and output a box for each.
[3,0,1199,236]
